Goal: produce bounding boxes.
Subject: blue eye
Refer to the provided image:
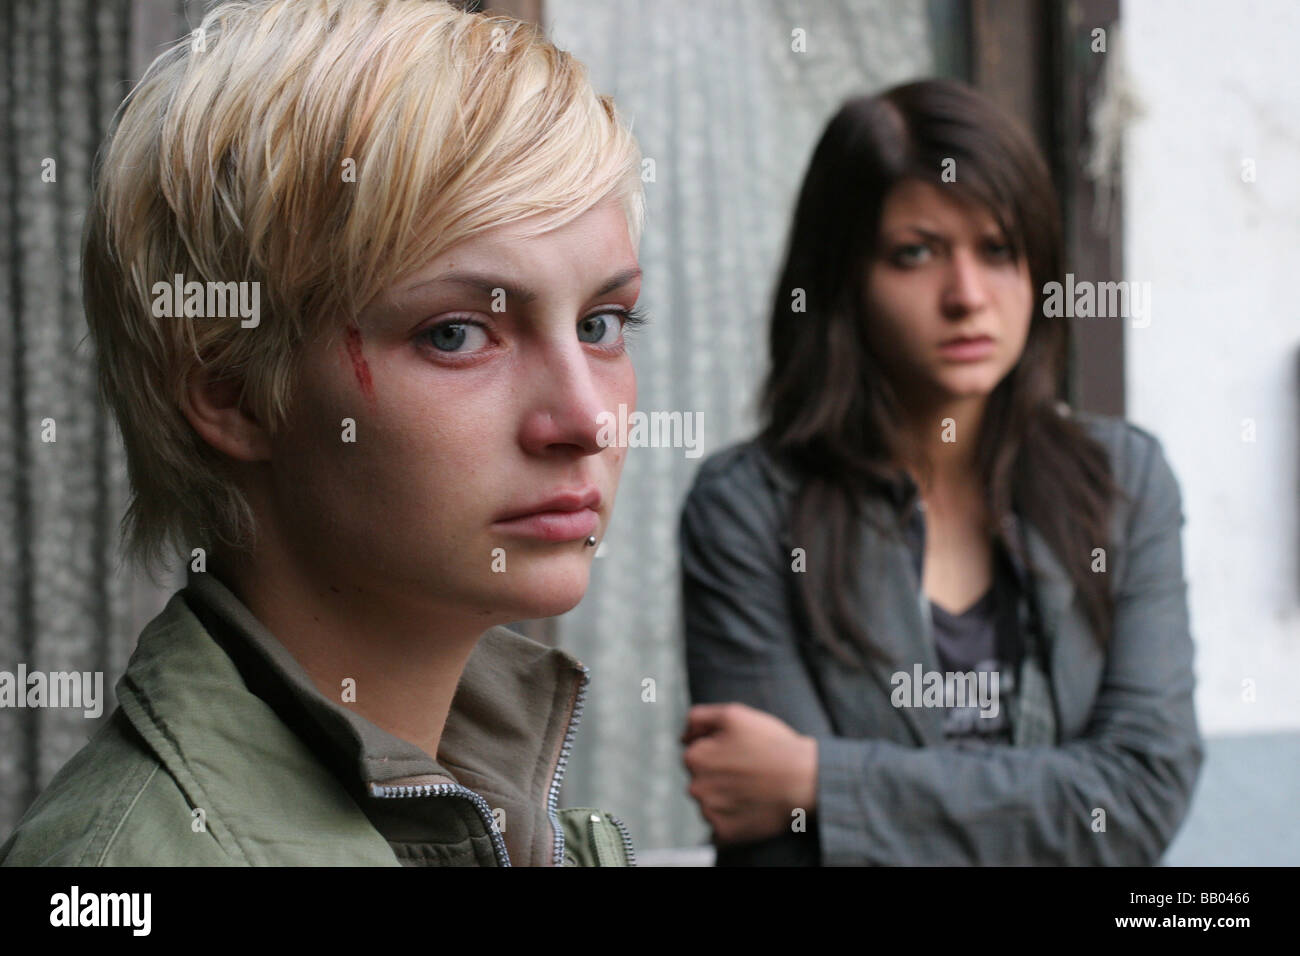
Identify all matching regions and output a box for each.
[578,308,647,347]
[423,320,490,353]
[577,313,617,345]
[893,243,931,266]
[984,240,1015,261]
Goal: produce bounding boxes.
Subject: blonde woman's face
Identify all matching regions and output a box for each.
[862,179,1033,411]
[267,198,640,623]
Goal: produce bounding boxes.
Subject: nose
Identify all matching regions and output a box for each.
[941,246,990,318]
[516,338,613,458]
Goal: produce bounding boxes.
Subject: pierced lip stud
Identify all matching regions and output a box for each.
[584,535,597,547]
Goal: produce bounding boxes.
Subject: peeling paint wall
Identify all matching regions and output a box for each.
[1122,0,1300,734]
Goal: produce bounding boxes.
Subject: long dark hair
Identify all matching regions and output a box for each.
[759,78,1124,667]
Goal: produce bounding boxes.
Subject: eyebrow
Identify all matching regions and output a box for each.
[891,227,945,244]
[407,266,642,304]
[888,225,1005,242]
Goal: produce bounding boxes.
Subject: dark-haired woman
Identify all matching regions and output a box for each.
[679,78,1202,865]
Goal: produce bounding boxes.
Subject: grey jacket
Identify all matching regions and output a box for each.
[680,411,1203,865]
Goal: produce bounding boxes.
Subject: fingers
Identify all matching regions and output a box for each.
[680,701,736,744]
[693,794,747,846]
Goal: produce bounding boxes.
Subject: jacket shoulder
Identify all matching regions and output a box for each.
[688,439,798,497]
[679,441,799,560]
[557,808,636,867]
[682,440,801,537]
[1069,409,1180,505]
[0,709,232,866]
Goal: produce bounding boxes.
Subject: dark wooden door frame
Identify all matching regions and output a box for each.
[482,0,1124,415]
[970,0,1125,417]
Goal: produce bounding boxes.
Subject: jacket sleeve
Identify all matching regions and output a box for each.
[681,437,1205,866]
[680,452,833,865]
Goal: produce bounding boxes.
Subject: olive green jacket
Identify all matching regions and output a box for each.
[0,570,633,866]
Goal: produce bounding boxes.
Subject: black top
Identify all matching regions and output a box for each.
[898,499,1026,745]
[927,546,1023,745]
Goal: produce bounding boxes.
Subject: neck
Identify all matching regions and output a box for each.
[898,392,987,499]
[211,539,487,763]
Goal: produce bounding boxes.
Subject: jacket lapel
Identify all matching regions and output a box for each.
[846,497,1090,747]
[853,497,947,747]
[146,570,587,866]
[114,593,402,865]
[761,452,947,746]
[759,444,1096,747]
[1017,517,1102,739]
[436,628,587,867]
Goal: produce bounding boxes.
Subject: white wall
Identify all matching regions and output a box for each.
[1123,0,1300,733]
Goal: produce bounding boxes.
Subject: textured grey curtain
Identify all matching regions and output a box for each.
[0,0,199,840]
[1,0,132,837]
[545,0,936,852]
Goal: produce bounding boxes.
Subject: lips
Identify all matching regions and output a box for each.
[492,487,602,542]
[937,335,996,361]
[494,487,602,523]
[939,334,993,347]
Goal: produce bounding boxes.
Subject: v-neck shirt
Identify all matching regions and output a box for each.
[927,545,1023,744]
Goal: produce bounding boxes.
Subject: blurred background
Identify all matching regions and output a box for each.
[1,0,1296,864]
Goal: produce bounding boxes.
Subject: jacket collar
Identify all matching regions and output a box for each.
[756,444,1056,598]
[857,478,1078,747]
[116,568,587,866]
[884,465,1048,594]
[758,442,1078,746]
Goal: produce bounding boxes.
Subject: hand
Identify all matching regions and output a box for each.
[681,702,818,845]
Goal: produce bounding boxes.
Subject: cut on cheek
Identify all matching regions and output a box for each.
[343,324,376,403]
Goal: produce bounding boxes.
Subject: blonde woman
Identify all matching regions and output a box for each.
[1,0,643,867]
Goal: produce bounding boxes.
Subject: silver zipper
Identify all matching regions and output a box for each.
[370,781,511,867]
[545,665,589,866]
[370,661,590,868]
[606,813,637,866]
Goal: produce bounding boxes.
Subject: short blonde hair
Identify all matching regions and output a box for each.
[84,0,645,581]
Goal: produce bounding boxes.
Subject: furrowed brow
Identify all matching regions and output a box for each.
[421,272,539,305]
[405,265,641,307]
[593,267,642,297]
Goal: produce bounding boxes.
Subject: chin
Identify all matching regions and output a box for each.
[494,557,593,621]
[938,370,1002,398]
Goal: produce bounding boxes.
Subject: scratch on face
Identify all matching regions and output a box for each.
[343,324,376,403]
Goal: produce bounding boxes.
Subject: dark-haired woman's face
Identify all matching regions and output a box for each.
[863,178,1033,415]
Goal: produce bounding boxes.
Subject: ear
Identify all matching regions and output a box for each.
[182,361,273,462]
